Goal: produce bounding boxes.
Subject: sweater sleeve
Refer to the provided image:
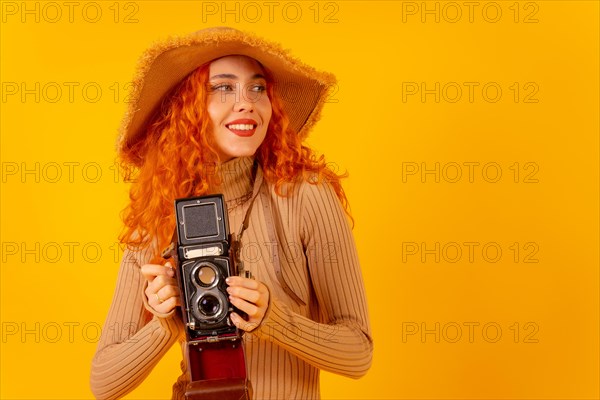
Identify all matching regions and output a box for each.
[90,246,183,400]
[256,180,373,378]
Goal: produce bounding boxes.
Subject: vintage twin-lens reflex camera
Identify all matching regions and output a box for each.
[174,194,239,340]
[164,194,251,399]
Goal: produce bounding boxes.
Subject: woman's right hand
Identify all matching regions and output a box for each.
[141,262,181,314]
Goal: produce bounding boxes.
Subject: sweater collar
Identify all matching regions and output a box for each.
[218,156,256,202]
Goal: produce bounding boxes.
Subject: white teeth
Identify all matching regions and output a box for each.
[228,124,254,131]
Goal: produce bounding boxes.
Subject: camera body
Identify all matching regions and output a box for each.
[173,194,240,342]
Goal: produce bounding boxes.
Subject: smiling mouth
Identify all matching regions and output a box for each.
[226,123,256,131]
[226,123,257,137]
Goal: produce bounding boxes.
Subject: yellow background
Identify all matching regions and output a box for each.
[1,1,598,399]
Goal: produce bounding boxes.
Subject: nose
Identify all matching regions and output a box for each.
[233,89,255,113]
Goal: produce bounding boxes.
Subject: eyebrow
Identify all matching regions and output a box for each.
[209,73,266,80]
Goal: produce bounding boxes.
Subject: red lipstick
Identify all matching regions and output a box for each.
[225,119,258,137]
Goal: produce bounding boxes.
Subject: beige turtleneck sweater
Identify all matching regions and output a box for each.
[90,156,373,400]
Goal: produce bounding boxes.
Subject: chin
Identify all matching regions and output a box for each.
[215,133,266,161]
[220,147,259,161]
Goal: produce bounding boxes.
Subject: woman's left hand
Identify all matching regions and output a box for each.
[226,276,270,332]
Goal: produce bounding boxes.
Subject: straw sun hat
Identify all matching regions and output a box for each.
[118,26,337,166]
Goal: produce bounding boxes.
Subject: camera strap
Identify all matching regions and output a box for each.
[237,159,260,241]
[231,159,261,278]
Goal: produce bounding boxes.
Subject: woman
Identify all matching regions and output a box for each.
[90,27,373,400]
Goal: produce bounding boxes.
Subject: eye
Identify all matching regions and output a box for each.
[210,83,235,92]
[250,83,267,93]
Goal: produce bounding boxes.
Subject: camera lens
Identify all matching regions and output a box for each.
[199,294,221,317]
[192,262,220,288]
[196,265,217,286]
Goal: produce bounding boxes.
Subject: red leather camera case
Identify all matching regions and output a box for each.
[184,338,251,400]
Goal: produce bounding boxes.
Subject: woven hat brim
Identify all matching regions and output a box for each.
[118,28,337,163]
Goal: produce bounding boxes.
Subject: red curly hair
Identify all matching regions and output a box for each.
[119,61,351,262]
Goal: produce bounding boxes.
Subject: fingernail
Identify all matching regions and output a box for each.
[167,269,175,277]
[225,277,231,284]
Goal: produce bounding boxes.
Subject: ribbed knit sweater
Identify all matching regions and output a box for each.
[90,156,373,399]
